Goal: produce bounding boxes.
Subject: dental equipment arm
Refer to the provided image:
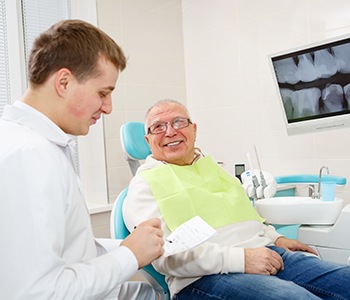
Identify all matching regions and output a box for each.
[241,169,277,200]
[254,145,267,193]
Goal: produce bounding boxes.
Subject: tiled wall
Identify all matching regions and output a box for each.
[97,0,350,205]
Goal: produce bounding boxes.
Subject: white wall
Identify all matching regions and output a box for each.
[182,0,350,204]
[97,0,187,203]
[98,0,350,205]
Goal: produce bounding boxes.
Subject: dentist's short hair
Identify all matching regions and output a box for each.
[28,19,126,87]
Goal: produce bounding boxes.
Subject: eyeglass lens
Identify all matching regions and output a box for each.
[149,118,191,134]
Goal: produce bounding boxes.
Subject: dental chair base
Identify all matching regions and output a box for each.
[298,203,350,265]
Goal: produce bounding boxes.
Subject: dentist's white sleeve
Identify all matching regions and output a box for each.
[0,141,138,300]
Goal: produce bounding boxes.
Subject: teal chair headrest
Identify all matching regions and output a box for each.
[120,122,151,160]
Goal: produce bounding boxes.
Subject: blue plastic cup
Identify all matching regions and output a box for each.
[321,179,337,201]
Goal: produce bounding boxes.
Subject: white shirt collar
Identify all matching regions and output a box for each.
[2,101,74,148]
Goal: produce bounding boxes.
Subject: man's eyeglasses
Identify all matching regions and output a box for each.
[147,117,192,135]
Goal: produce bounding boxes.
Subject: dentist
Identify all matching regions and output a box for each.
[0,19,163,299]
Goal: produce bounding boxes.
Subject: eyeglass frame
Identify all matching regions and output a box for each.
[147,117,193,135]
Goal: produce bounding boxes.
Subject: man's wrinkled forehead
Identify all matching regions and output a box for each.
[146,103,189,126]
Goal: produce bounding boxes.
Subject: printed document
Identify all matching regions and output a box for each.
[163,216,216,257]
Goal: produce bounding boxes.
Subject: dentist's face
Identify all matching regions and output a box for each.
[61,57,118,135]
[145,103,197,166]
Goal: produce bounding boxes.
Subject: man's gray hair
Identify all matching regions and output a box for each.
[145,99,190,118]
[144,99,191,133]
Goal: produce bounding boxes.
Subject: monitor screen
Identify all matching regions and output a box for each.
[269,35,350,135]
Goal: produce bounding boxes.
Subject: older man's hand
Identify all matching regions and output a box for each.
[244,247,284,275]
[275,236,318,255]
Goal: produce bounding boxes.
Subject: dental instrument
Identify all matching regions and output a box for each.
[241,168,277,200]
[254,145,267,198]
[247,152,260,200]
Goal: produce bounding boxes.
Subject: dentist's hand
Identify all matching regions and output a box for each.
[244,247,284,275]
[121,218,164,269]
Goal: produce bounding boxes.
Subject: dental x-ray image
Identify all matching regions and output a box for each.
[272,41,350,122]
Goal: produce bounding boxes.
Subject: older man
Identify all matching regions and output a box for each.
[123,99,350,300]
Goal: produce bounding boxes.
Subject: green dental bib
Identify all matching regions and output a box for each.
[141,156,264,231]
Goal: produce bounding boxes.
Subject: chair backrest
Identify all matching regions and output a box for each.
[110,187,170,300]
[120,122,151,176]
[114,123,169,299]
[110,187,129,240]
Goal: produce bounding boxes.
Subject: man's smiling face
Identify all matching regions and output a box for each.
[145,102,197,166]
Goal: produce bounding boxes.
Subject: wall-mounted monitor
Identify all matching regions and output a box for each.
[269,35,350,135]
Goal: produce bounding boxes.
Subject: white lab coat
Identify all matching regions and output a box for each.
[0,101,138,299]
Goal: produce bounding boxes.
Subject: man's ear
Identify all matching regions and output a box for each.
[145,134,150,144]
[55,68,72,97]
[193,122,197,134]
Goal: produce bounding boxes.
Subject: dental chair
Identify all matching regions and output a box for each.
[110,122,170,300]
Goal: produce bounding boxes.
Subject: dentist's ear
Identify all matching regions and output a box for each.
[54,68,72,97]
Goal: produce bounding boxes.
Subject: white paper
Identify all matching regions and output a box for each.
[163,216,216,257]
